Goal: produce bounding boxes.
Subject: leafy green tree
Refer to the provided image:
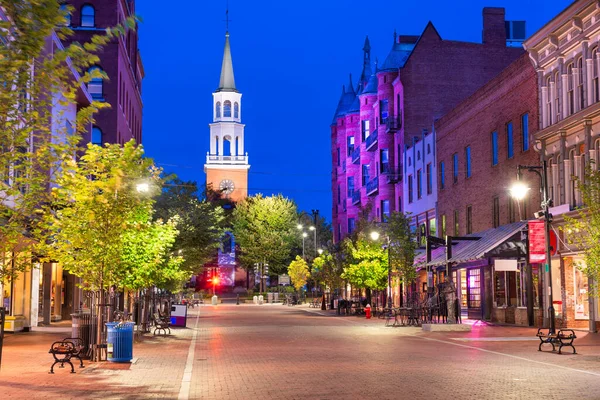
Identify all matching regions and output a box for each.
[154,179,226,273]
[232,194,299,275]
[288,256,310,291]
[341,234,388,300]
[312,249,344,292]
[37,141,182,359]
[565,165,600,297]
[38,141,161,291]
[121,213,186,292]
[0,1,133,282]
[387,212,418,289]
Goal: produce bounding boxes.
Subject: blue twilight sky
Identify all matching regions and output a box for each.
[137,0,570,222]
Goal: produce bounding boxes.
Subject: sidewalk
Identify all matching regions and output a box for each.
[0,312,198,399]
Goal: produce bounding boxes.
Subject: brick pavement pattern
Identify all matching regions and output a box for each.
[2,304,600,399]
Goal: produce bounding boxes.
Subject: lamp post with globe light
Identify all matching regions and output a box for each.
[510,160,555,334]
[370,231,392,309]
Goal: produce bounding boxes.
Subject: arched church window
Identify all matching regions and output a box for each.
[224,100,232,117]
[234,102,239,118]
[216,102,221,119]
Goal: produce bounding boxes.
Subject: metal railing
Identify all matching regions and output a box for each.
[352,147,360,164]
[386,116,402,132]
[385,167,402,184]
[366,176,379,195]
[352,191,361,205]
[206,154,249,164]
[365,130,378,151]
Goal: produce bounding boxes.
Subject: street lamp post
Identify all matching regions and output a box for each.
[510,161,555,334]
[370,231,392,309]
[302,232,308,259]
[309,226,317,257]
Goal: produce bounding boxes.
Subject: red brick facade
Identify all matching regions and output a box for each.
[65,0,143,145]
[436,53,541,236]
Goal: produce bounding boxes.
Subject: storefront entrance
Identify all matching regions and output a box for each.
[467,268,483,320]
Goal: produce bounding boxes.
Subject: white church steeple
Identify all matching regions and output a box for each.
[205,26,250,202]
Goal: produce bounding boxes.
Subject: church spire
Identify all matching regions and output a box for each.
[217,30,236,92]
[359,35,372,85]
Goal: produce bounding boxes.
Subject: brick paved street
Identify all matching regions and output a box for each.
[2,304,600,399]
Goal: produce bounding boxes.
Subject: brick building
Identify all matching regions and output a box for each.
[331,7,523,250]
[63,0,144,145]
[430,53,541,325]
[523,0,600,331]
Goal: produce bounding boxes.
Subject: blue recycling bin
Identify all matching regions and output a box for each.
[106,322,134,362]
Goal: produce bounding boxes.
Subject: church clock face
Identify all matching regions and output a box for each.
[219,179,235,195]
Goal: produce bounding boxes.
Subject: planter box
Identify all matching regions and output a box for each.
[5,315,27,332]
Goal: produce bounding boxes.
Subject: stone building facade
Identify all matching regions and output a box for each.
[523,0,600,331]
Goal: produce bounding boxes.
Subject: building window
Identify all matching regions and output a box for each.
[578,57,584,110]
[216,102,221,119]
[336,148,340,166]
[380,149,389,174]
[507,122,514,159]
[493,196,500,228]
[60,4,71,26]
[87,66,104,100]
[337,185,341,204]
[426,163,432,195]
[362,164,369,186]
[347,177,354,198]
[408,157,411,167]
[441,215,446,237]
[593,47,599,103]
[81,4,95,27]
[380,99,389,123]
[439,161,445,190]
[492,131,498,165]
[417,151,421,161]
[234,102,239,118]
[522,113,529,152]
[224,100,232,117]
[91,127,102,145]
[568,63,574,115]
[408,175,413,203]
[508,198,515,223]
[466,205,472,234]
[398,196,402,213]
[361,120,370,141]
[429,218,436,237]
[417,169,422,199]
[347,136,355,156]
[427,144,431,154]
[465,146,471,178]
[381,200,390,221]
[452,153,458,184]
[338,224,341,242]
[348,218,355,234]
[454,210,459,236]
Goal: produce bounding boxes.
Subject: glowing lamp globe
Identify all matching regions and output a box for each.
[509,182,530,200]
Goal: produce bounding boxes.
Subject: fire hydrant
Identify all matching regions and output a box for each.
[365,304,371,319]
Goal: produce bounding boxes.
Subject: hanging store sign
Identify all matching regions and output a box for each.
[528,220,557,263]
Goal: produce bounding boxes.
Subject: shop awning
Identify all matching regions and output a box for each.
[414,221,527,268]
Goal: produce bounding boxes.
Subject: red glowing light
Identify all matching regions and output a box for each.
[212,277,220,285]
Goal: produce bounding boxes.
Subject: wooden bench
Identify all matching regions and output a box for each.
[153,313,171,336]
[536,328,577,354]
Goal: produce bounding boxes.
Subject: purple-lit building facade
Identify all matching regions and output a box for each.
[331,8,524,243]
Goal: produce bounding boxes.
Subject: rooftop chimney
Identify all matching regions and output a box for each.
[482,7,506,46]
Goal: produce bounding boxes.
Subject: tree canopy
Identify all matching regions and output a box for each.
[288,256,310,291]
[231,194,299,275]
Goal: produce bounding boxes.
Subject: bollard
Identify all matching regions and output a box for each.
[211,295,218,306]
[258,295,264,305]
[236,294,240,305]
[253,295,258,304]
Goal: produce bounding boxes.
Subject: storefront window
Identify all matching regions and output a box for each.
[494,264,540,308]
[574,264,589,319]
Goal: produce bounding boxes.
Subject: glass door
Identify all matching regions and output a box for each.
[467,268,482,319]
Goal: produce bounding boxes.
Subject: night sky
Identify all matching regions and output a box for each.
[137,0,570,222]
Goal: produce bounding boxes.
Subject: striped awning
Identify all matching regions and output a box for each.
[414,221,527,268]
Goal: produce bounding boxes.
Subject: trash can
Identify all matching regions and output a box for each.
[71,311,91,356]
[106,322,134,363]
[267,293,273,303]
